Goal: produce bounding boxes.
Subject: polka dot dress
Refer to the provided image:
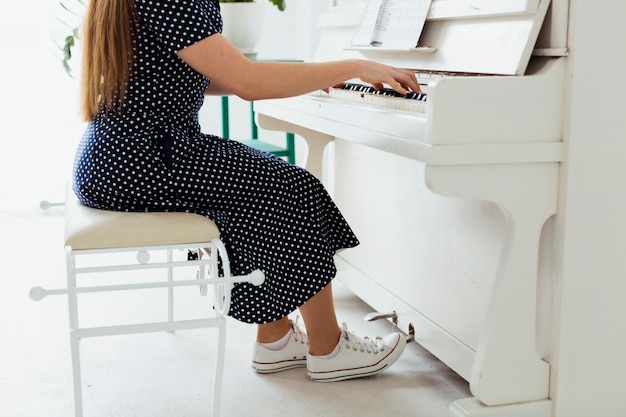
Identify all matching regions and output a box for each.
[73,0,359,324]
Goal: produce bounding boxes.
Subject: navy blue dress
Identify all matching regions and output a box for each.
[73,0,359,324]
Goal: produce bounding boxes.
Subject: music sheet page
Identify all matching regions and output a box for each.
[351,0,432,49]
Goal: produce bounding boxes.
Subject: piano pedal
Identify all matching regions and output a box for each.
[364,311,415,343]
[407,323,415,343]
[364,310,398,325]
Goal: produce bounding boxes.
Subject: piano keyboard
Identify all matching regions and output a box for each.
[314,83,428,113]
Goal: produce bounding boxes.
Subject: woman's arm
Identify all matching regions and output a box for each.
[177,33,420,102]
[204,81,232,96]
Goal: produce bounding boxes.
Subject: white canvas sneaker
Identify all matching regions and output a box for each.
[307,323,406,382]
[251,318,309,373]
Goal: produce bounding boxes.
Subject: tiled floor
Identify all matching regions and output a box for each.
[0,210,470,417]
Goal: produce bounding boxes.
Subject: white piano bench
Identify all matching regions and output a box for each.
[30,188,264,417]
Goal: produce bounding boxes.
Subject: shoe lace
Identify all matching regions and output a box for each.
[292,316,309,345]
[340,323,384,354]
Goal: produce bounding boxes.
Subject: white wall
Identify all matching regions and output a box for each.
[0,1,84,210]
[0,1,327,211]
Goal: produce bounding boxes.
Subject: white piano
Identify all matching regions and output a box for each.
[255,1,626,416]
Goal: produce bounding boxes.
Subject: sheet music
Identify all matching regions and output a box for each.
[351,0,432,49]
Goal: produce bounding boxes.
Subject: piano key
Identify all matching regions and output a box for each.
[317,83,428,113]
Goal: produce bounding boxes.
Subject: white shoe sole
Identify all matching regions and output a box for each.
[252,359,307,374]
[306,334,406,382]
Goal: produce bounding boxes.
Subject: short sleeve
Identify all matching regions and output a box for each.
[137,0,223,53]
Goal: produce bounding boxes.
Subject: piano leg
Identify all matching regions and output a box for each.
[450,397,552,417]
[426,163,557,416]
[255,113,334,180]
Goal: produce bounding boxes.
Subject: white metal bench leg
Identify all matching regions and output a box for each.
[67,248,85,417]
[167,248,174,327]
[212,319,227,417]
[70,331,84,417]
[67,248,80,330]
[32,238,264,417]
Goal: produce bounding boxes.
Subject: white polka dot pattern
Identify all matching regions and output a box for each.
[72,0,359,324]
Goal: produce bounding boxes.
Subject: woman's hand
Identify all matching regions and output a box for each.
[324,60,419,95]
[358,60,421,94]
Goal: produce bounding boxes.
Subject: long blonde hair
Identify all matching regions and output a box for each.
[81,0,138,121]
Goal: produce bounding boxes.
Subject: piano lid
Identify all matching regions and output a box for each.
[322,0,554,76]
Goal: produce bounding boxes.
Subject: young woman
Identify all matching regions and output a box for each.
[75,0,420,382]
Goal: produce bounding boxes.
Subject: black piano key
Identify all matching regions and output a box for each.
[335,83,427,102]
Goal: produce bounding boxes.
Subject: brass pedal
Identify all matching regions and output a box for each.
[364,311,398,325]
[364,311,415,343]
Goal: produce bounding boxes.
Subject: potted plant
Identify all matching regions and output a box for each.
[59,0,286,74]
[222,0,285,12]
[220,0,286,56]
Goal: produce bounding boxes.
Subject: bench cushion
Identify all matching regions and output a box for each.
[64,189,220,250]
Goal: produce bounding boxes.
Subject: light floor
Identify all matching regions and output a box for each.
[0,209,470,417]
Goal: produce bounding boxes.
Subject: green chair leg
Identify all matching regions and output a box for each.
[220,97,296,163]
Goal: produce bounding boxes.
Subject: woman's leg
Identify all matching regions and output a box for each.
[256,317,291,343]
[255,282,340,354]
[297,282,341,356]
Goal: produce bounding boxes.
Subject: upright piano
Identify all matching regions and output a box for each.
[254,1,626,416]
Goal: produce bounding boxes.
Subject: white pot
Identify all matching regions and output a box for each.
[220,2,266,56]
